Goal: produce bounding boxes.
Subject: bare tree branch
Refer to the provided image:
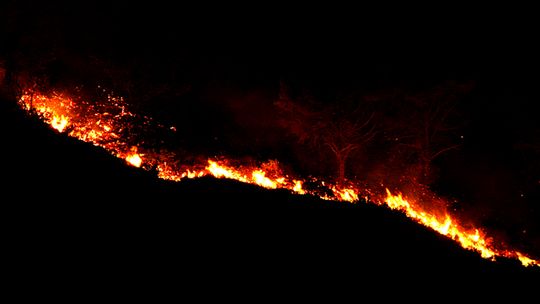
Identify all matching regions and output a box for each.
[430,143,462,161]
[275,83,378,182]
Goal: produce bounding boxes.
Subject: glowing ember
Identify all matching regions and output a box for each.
[252,170,279,189]
[332,187,359,203]
[18,89,540,268]
[125,152,143,167]
[18,90,154,168]
[517,252,537,267]
[293,180,305,194]
[384,190,495,259]
[51,115,69,132]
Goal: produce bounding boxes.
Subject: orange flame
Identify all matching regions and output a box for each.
[125,152,143,168]
[384,190,496,259]
[18,89,540,268]
[51,115,69,132]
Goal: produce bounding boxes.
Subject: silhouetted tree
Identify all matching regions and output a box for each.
[388,81,473,184]
[275,83,377,184]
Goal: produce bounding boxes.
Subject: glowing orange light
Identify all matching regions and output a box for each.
[517,252,538,267]
[125,153,142,167]
[18,89,539,268]
[293,180,305,194]
[332,187,359,203]
[51,115,69,132]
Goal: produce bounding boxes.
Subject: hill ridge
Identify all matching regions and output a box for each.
[1,94,537,277]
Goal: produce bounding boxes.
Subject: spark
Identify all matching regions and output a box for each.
[18,89,539,268]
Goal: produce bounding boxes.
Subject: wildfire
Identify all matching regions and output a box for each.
[125,152,143,168]
[18,89,540,268]
[19,90,146,168]
[384,190,495,259]
[51,115,69,132]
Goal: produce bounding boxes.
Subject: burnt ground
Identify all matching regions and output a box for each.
[2,92,538,291]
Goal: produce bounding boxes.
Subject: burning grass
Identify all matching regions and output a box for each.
[18,89,539,267]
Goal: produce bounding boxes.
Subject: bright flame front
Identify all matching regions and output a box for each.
[18,89,540,268]
[125,153,142,167]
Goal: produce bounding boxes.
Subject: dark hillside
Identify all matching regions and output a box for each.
[2,94,537,285]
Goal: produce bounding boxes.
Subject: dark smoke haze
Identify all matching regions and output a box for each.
[2,1,540,257]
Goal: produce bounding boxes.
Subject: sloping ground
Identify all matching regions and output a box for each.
[1,93,538,285]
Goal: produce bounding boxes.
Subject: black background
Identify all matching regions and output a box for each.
[2,1,540,287]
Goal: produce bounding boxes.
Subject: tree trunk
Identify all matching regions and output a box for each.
[335,151,349,185]
[419,155,432,184]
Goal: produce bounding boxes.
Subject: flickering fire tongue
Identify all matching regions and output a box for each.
[18,89,539,267]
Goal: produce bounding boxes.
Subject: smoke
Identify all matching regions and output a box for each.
[204,80,540,258]
[4,0,540,261]
[204,85,284,155]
